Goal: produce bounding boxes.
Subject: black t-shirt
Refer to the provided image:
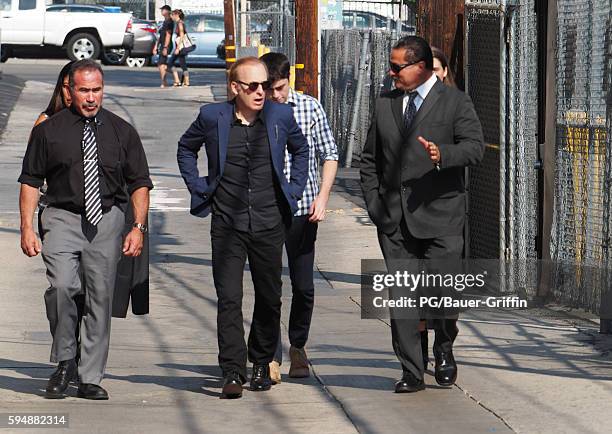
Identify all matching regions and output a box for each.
[19,107,153,214]
[158,18,174,49]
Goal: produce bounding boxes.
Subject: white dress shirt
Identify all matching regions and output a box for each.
[402,72,439,114]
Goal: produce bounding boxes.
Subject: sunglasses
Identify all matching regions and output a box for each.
[389,60,422,74]
[236,80,271,92]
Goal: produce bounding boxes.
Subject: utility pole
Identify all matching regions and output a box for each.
[295,0,318,97]
[223,0,237,73]
[417,0,465,90]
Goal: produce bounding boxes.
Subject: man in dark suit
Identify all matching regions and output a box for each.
[177,57,308,399]
[360,36,484,393]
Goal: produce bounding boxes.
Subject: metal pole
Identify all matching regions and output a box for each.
[501,2,509,293]
[345,31,370,168]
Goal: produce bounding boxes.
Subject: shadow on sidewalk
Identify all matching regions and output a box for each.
[0,358,57,397]
[106,363,223,398]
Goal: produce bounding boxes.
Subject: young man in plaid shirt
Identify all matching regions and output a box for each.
[261,53,339,382]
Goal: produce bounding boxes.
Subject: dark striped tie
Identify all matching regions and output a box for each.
[82,119,103,226]
[403,91,419,131]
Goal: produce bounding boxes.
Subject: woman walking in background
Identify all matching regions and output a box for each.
[169,9,193,87]
[431,46,456,87]
[34,61,73,127]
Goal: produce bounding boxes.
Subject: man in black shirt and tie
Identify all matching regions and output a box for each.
[18,59,153,400]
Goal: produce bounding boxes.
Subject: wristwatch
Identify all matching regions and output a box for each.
[133,222,148,234]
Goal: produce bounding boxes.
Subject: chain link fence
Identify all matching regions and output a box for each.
[465,3,503,262]
[550,0,611,312]
[465,0,539,296]
[235,0,296,63]
[508,0,540,294]
[464,0,611,314]
[321,29,415,165]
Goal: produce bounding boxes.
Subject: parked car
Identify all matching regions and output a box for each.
[343,10,415,33]
[105,18,157,67]
[0,0,133,62]
[151,13,225,67]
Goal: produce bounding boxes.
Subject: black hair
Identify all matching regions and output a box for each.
[68,59,104,89]
[260,52,290,83]
[393,36,434,70]
[44,61,74,116]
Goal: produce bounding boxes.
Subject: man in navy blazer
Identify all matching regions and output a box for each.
[177,57,308,399]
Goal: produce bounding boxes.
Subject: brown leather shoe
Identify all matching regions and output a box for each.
[269,361,281,384]
[288,346,310,378]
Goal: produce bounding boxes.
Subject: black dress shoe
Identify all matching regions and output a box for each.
[394,371,425,393]
[45,359,77,399]
[77,383,109,400]
[221,373,244,399]
[434,348,457,386]
[250,364,272,392]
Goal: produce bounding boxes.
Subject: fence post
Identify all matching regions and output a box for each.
[345,31,370,168]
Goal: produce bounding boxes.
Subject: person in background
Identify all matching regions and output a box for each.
[431,47,456,87]
[260,52,339,383]
[168,9,190,87]
[34,62,74,127]
[153,5,174,88]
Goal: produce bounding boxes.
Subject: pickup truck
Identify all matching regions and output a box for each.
[0,0,133,62]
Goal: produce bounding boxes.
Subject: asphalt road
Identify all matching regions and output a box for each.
[0,59,227,88]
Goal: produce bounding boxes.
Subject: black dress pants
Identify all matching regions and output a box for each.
[377,220,462,381]
[211,215,285,380]
[273,214,318,363]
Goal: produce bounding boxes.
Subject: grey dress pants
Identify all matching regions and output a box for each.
[41,206,124,385]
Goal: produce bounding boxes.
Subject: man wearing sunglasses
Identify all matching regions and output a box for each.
[360,36,484,393]
[177,56,308,399]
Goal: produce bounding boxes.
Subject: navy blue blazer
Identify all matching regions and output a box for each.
[177,100,309,218]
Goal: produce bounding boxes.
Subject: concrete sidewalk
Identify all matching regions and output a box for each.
[1,76,612,434]
[0,73,25,137]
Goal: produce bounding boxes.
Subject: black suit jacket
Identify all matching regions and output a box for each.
[360,79,484,238]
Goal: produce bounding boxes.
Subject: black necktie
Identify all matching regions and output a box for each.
[403,91,419,131]
[82,119,103,226]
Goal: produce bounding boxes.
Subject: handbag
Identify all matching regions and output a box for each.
[177,32,196,55]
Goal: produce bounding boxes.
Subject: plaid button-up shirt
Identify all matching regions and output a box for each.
[285,88,339,216]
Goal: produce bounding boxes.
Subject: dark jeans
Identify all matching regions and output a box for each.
[273,215,318,364]
[211,215,285,380]
[378,220,462,381]
[168,53,188,72]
